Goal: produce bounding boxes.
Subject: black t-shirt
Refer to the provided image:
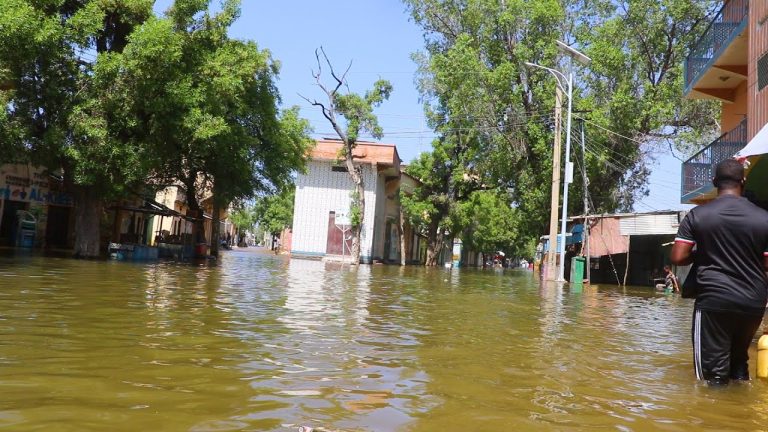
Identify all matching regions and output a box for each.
[676,194,768,316]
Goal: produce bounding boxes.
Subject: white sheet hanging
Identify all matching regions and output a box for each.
[735,123,768,158]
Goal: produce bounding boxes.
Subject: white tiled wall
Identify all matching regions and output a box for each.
[291,160,379,260]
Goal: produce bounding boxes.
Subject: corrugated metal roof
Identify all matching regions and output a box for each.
[619,213,679,236]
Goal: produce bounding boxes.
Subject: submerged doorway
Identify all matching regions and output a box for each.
[46,205,71,248]
[0,200,29,246]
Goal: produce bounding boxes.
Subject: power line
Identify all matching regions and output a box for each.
[582,142,682,194]
[574,115,646,146]
[582,135,639,167]
[573,113,686,159]
[578,131,685,192]
[297,105,558,121]
[311,114,554,139]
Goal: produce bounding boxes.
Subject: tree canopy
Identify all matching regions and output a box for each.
[0,0,311,257]
[402,0,720,262]
[253,184,295,236]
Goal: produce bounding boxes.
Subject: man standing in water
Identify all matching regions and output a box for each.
[671,159,768,386]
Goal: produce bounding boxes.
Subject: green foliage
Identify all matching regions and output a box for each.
[229,205,256,231]
[349,190,362,227]
[308,50,393,263]
[454,190,520,256]
[116,0,312,208]
[0,0,153,196]
[403,0,721,252]
[334,79,393,143]
[253,185,295,236]
[0,0,311,254]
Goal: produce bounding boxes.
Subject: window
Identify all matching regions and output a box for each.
[759,51,768,91]
[331,165,348,172]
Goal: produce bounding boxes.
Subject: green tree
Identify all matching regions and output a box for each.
[253,184,295,236]
[0,0,153,257]
[454,190,520,264]
[302,48,392,265]
[228,203,256,246]
[403,0,720,259]
[118,0,311,255]
[230,205,256,231]
[401,136,483,265]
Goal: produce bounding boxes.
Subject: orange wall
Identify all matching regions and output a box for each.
[747,0,768,139]
[722,80,748,132]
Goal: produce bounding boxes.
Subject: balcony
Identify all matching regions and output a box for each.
[684,0,749,99]
[681,118,747,204]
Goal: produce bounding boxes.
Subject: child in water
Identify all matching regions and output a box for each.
[655,265,679,293]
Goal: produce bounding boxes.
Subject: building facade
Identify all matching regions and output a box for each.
[0,164,73,249]
[682,0,768,205]
[567,211,686,285]
[291,140,409,264]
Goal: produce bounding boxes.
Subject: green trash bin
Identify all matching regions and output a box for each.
[570,256,585,284]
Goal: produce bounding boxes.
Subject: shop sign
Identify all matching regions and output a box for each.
[0,171,73,206]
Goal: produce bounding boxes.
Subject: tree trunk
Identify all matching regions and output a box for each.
[398,202,406,266]
[350,179,365,265]
[73,186,103,259]
[345,151,365,265]
[183,173,206,248]
[425,219,444,266]
[210,194,221,257]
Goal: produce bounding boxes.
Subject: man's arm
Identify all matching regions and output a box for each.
[671,241,694,266]
[672,212,696,266]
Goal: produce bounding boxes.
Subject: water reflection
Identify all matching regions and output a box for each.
[0,252,765,431]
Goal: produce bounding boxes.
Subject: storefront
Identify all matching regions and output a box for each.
[0,165,73,248]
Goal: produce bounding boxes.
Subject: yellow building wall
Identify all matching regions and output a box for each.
[747,0,768,139]
[721,80,748,133]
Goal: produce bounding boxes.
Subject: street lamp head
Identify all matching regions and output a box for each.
[556,40,591,66]
[523,61,567,91]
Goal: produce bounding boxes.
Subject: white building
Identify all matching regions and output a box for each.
[291,139,403,263]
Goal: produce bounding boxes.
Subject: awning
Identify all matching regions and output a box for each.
[735,123,768,158]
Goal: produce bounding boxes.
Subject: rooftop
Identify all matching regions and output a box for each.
[310,139,401,166]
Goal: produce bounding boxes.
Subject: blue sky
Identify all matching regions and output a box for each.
[153,0,690,212]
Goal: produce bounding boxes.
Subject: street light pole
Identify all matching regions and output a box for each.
[547,86,563,281]
[525,62,566,282]
[557,64,574,282]
[525,41,591,283]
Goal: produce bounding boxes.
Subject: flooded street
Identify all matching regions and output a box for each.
[0,249,767,431]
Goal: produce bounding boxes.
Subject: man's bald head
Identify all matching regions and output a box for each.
[713,159,744,190]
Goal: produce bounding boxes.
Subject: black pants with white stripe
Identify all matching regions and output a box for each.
[692,308,763,382]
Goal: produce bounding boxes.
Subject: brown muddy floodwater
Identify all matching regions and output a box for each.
[0,249,767,431]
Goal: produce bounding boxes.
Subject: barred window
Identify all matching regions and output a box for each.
[759,51,768,91]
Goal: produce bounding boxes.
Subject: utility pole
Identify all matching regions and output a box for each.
[580,119,590,283]
[557,65,574,282]
[526,42,591,282]
[546,86,563,281]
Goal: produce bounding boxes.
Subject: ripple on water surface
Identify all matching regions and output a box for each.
[0,251,766,431]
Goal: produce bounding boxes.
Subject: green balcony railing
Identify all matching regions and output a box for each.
[681,118,747,202]
[684,0,748,94]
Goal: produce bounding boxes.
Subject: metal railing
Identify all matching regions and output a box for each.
[681,118,747,200]
[684,0,749,93]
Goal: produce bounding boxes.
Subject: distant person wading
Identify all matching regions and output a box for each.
[671,159,768,386]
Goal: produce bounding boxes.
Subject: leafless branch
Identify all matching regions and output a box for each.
[317,46,352,96]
